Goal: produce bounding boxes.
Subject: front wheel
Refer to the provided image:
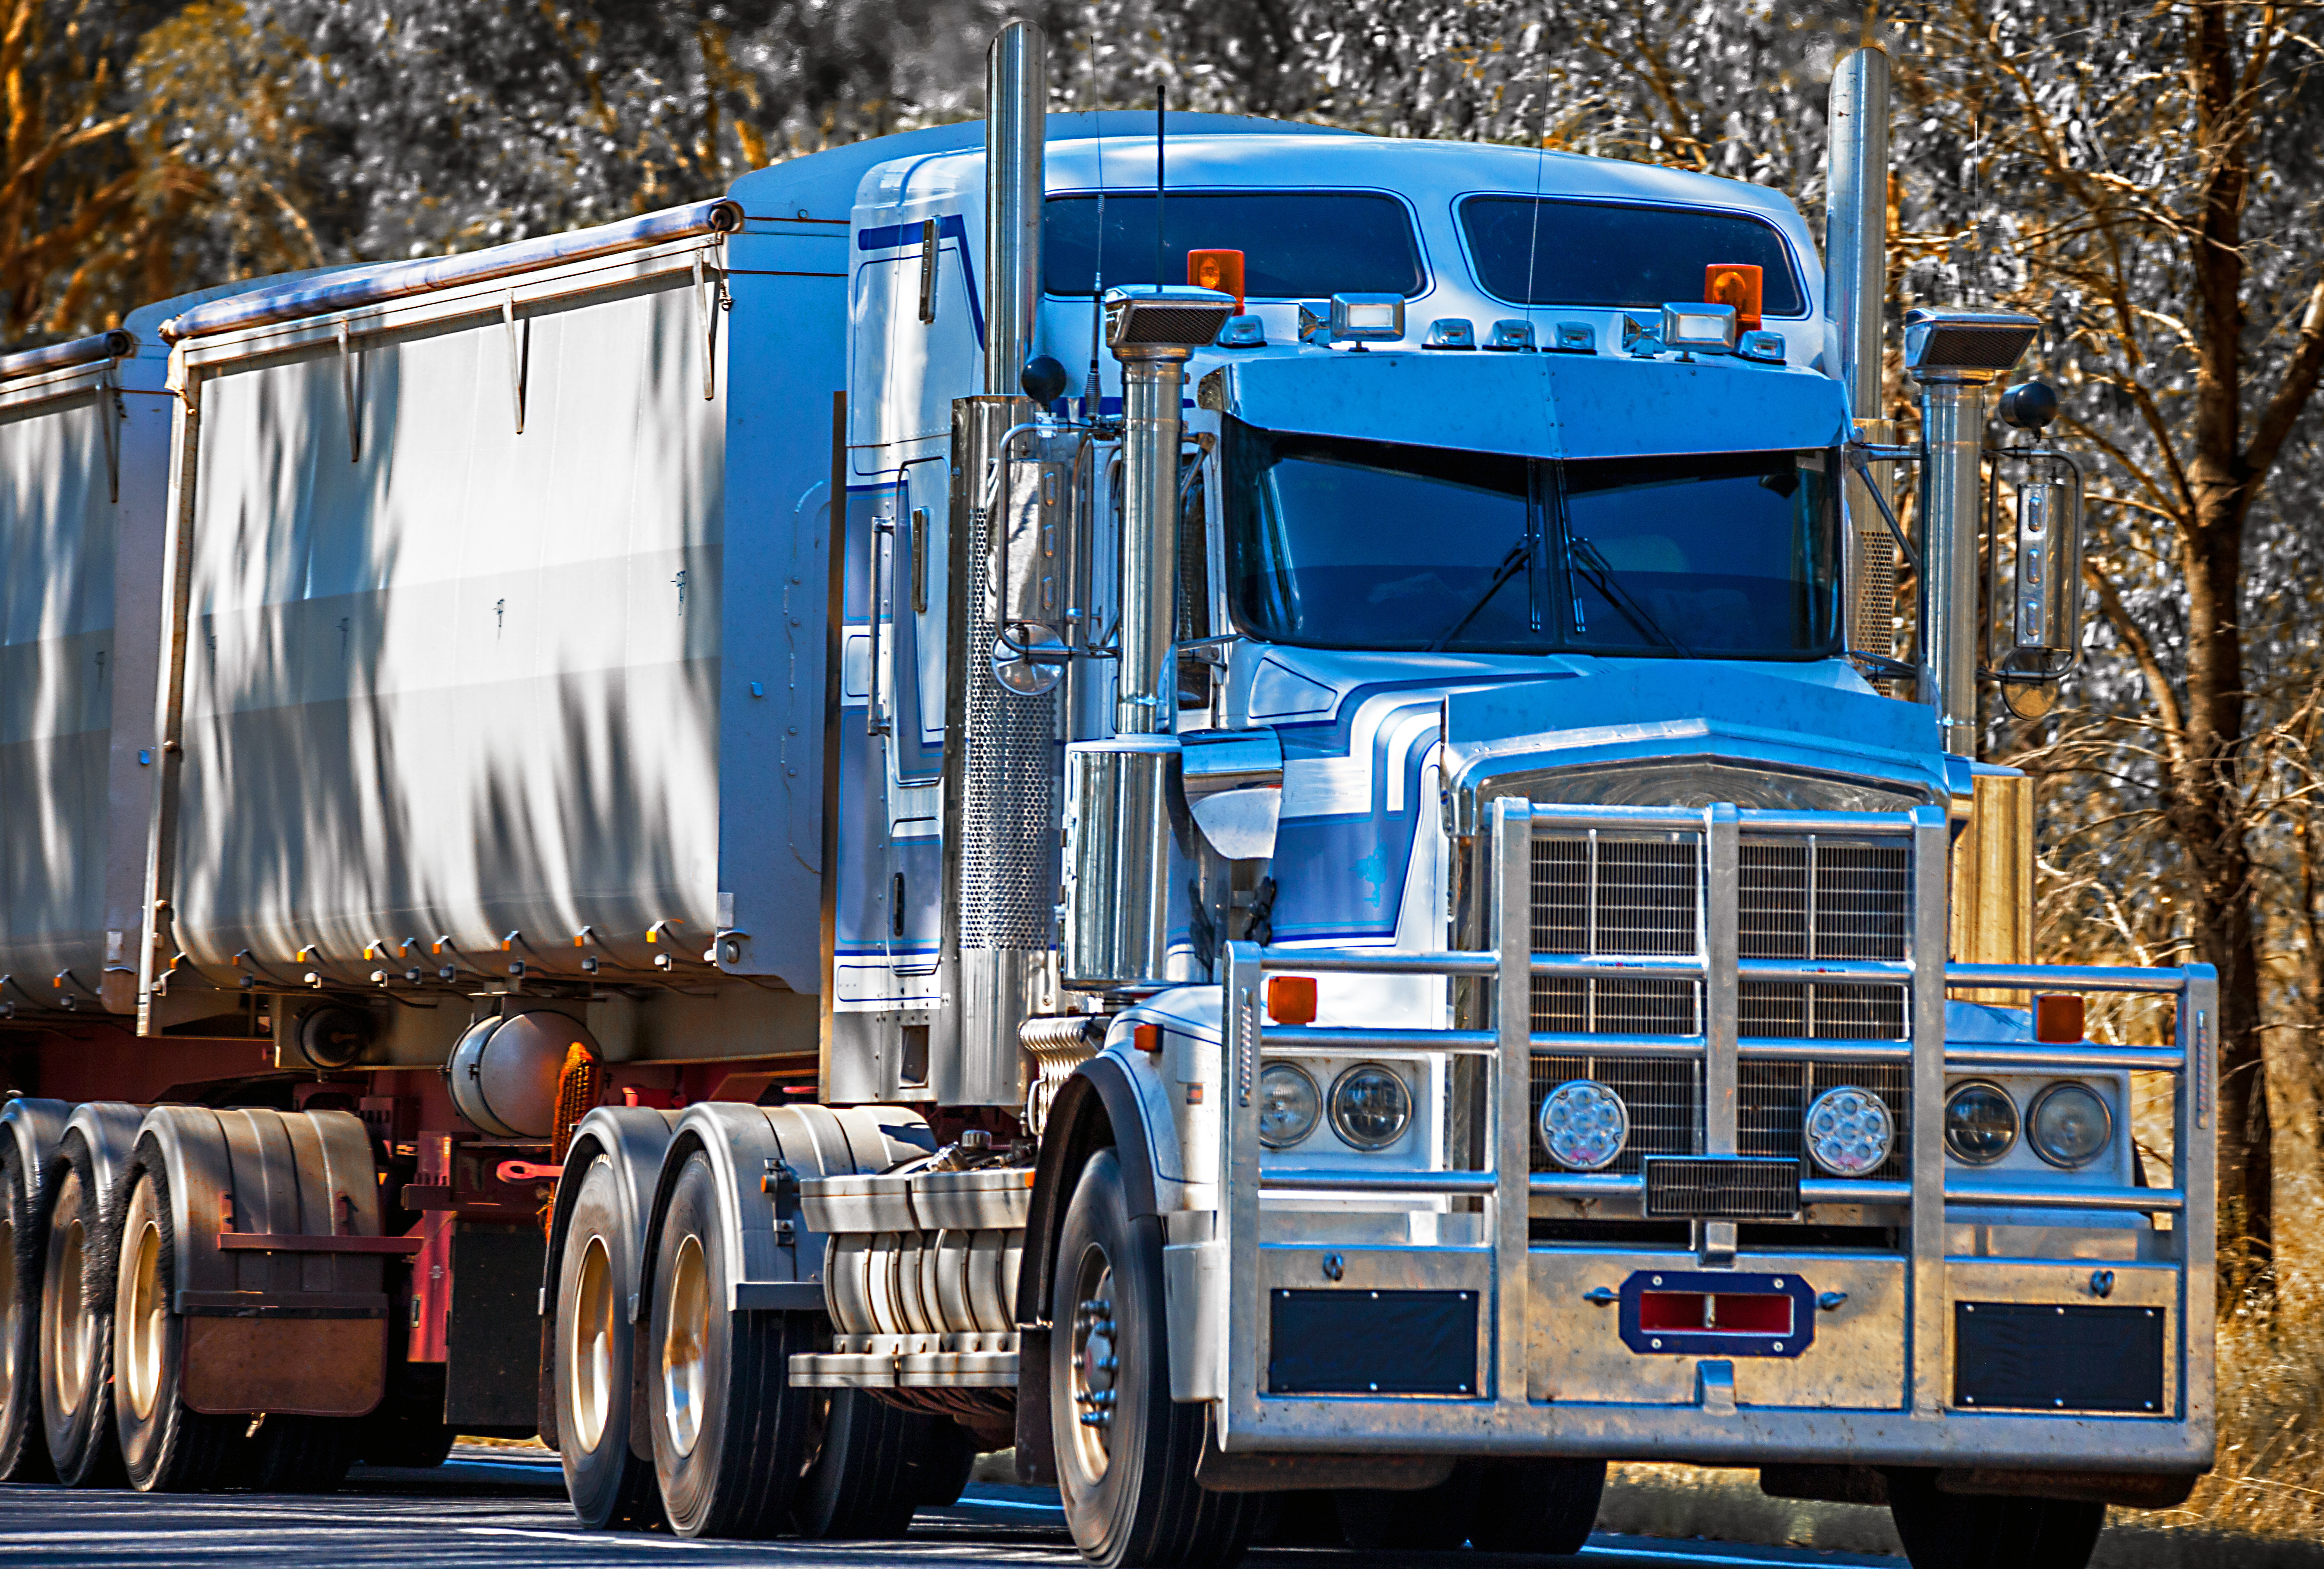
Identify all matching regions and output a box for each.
[1885,1471,2105,1569]
[1051,1148,1255,1569]
[1469,1458,1607,1554]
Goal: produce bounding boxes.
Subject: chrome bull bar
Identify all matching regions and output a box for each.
[1213,797,2216,1465]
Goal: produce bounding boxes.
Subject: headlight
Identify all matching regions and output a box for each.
[2027,1082,2112,1169]
[1256,1062,1321,1150]
[1803,1085,1895,1177]
[1537,1080,1628,1171]
[1327,1064,1411,1151]
[1944,1081,2019,1166]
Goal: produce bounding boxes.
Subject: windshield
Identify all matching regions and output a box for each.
[1222,421,1840,658]
[1461,196,1806,314]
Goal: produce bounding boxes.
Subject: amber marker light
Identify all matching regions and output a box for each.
[1705,263,1764,332]
[1187,249,1246,312]
[1266,974,1317,1026]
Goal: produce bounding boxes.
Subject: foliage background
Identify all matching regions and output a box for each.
[9,0,2324,1535]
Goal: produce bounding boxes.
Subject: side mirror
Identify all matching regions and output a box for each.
[1984,381,2086,718]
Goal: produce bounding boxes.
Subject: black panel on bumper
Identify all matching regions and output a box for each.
[1954,1302,2165,1413]
[1268,1289,1478,1396]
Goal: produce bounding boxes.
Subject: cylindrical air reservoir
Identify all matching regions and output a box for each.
[1063,737,1178,987]
[983,21,1045,396]
[448,1011,597,1138]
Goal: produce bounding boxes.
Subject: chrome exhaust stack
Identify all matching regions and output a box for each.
[984,20,1045,396]
[1061,287,1235,990]
[1825,47,1901,674]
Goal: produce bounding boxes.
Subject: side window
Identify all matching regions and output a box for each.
[1177,454,1212,709]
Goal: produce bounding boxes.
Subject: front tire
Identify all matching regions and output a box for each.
[556,1155,660,1528]
[113,1162,246,1492]
[1051,1149,1256,1569]
[1885,1471,2105,1569]
[38,1162,120,1486]
[647,1149,812,1538]
[0,1143,52,1480]
[1469,1458,1607,1554]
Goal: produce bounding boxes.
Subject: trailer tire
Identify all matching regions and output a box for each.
[1468,1458,1607,1554]
[0,1144,52,1480]
[38,1160,122,1486]
[556,1154,660,1528]
[243,1415,359,1493]
[1053,1149,1256,1569]
[1885,1470,2105,1569]
[647,1148,812,1538]
[793,1390,976,1538]
[1334,1468,1479,1549]
[113,1162,245,1492]
[359,1364,456,1469]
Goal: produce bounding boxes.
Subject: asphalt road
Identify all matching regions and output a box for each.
[0,1447,1902,1569]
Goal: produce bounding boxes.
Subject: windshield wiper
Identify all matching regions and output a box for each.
[1429,541,1529,652]
[1567,536,1693,656]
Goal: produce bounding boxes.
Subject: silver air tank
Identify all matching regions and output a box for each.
[983,21,1045,396]
[1825,47,1900,670]
[936,20,1052,1106]
[1061,288,1236,989]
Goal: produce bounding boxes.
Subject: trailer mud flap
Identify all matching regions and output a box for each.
[185,1318,387,1418]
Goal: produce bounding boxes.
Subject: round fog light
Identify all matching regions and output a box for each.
[1943,1080,2019,1166]
[1803,1085,1894,1177]
[2027,1082,2112,1169]
[1328,1065,1411,1151]
[1256,1062,1321,1150]
[1538,1079,1629,1172]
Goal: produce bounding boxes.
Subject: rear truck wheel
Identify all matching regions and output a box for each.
[112,1162,246,1492]
[243,1415,359,1493]
[357,1362,456,1469]
[1052,1149,1257,1569]
[556,1154,660,1528]
[1885,1470,2106,1569]
[0,1145,52,1480]
[648,1148,812,1538]
[1334,1467,1480,1549]
[1468,1458,1607,1554]
[792,1390,978,1538]
[38,1163,121,1486]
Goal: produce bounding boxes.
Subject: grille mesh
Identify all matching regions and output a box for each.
[1737,835,1908,1040]
[1739,1057,1912,1179]
[1532,1054,1700,1174]
[1644,1157,1801,1219]
[1530,835,1702,1035]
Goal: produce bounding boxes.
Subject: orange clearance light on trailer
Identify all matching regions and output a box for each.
[1704,263,1764,332]
[2033,993,2087,1044]
[1134,1023,1164,1054]
[1266,975,1317,1027]
[1187,249,1246,312]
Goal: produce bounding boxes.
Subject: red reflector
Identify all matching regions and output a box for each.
[1266,975,1317,1027]
[2034,993,2086,1043]
[1639,1290,1793,1335]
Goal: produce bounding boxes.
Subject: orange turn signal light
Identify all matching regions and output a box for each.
[1134,1022,1164,1054]
[1187,248,1246,313]
[1266,975,1317,1027]
[2033,993,2086,1044]
[1704,263,1763,332]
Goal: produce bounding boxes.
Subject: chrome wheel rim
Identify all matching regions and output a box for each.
[1064,1244,1117,1484]
[569,1235,616,1453]
[122,1214,164,1422]
[44,1208,90,1417]
[661,1234,710,1457]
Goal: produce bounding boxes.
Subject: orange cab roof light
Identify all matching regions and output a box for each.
[1705,263,1764,333]
[1187,249,1246,313]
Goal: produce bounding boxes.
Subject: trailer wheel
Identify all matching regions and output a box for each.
[243,1415,358,1493]
[357,1363,455,1469]
[1468,1458,1607,1554]
[556,1155,659,1528]
[647,1149,812,1538]
[1334,1468,1479,1549]
[113,1163,245,1492]
[0,1145,51,1480]
[38,1164,121,1486]
[792,1390,976,1538]
[1052,1149,1256,1569]
[1885,1471,2105,1569]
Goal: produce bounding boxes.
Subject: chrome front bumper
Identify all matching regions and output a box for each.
[1209,800,2216,1474]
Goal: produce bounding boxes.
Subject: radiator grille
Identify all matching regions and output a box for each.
[1531,1054,1700,1174]
[1530,834,1702,1036]
[1737,835,1909,1040]
[1739,1057,1912,1180]
[1643,1156,1801,1219]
